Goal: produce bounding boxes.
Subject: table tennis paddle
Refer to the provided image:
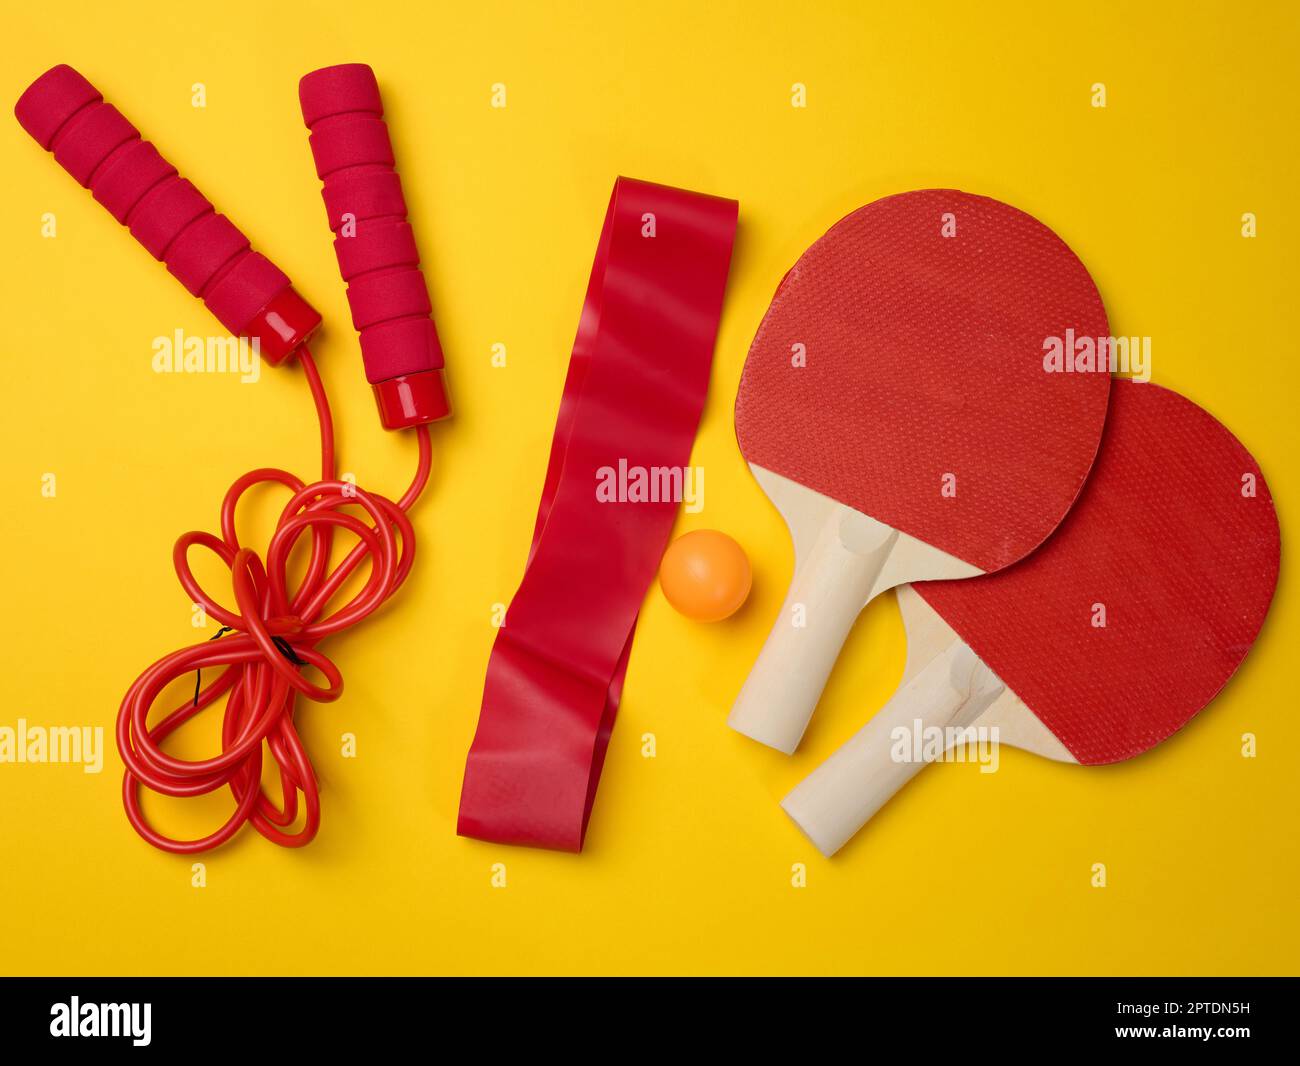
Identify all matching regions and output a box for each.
[731,189,1111,753]
[782,379,1281,856]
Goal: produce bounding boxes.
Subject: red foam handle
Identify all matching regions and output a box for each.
[14,65,320,365]
[299,63,450,428]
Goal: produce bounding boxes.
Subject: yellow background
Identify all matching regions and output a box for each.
[1,0,1295,975]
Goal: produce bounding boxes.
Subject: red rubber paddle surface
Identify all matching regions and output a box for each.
[915,380,1281,764]
[735,189,1112,573]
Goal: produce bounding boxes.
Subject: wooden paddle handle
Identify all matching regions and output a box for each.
[728,508,897,753]
[781,639,1004,855]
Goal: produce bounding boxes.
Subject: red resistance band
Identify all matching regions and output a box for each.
[458,177,737,851]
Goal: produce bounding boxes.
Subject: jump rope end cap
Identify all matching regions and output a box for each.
[247,286,322,365]
[373,369,451,429]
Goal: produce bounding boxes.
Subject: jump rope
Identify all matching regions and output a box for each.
[16,64,450,853]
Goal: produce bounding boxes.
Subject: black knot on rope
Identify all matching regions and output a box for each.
[194,627,233,706]
[271,636,307,667]
[193,627,306,705]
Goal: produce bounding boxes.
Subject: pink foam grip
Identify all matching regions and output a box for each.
[299,64,382,125]
[14,63,99,148]
[300,63,448,424]
[204,252,291,334]
[332,219,420,281]
[321,168,406,230]
[346,268,431,330]
[129,179,212,259]
[307,113,395,177]
[15,65,319,360]
[360,317,441,376]
[92,141,177,223]
[166,213,251,296]
[52,103,136,185]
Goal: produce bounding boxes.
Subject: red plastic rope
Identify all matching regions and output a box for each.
[116,348,431,853]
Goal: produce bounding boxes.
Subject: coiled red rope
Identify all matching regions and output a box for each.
[116,347,431,853]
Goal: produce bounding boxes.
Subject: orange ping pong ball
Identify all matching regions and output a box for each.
[658,530,752,622]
